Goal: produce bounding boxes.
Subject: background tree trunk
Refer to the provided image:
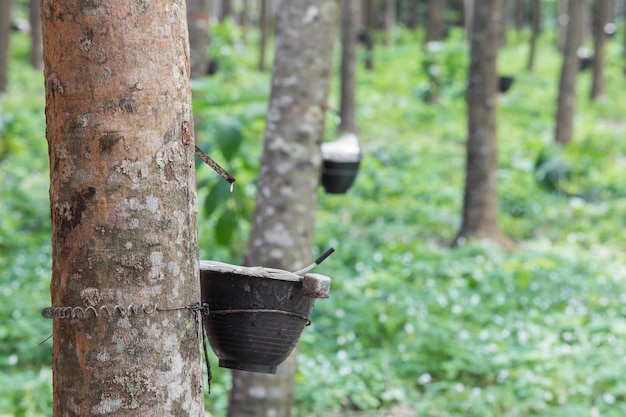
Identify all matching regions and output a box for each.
[405,0,419,30]
[514,0,524,31]
[227,1,341,416]
[363,0,376,71]
[591,0,610,99]
[258,0,268,72]
[0,0,12,92]
[557,0,569,52]
[527,0,541,71]
[339,0,361,135]
[220,0,233,21]
[384,0,396,45]
[555,0,585,145]
[187,0,212,78]
[425,0,447,43]
[29,0,43,70]
[453,0,513,249]
[464,0,474,38]
[240,0,251,44]
[622,1,626,74]
[41,2,204,415]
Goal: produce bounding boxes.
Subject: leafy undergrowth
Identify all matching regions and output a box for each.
[2,19,626,417]
[294,26,626,417]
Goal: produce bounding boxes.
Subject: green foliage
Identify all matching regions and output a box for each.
[294,24,626,417]
[3,13,626,417]
[0,28,53,417]
[191,63,268,262]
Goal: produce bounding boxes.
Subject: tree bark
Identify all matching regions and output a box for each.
[227,1,341,416]
[384,0,396,45]
[405,0,419,30]
[339,0,361,135]
[220,0,233,21]
[187,0,212,78]
[514,0,524,31]
[29,0,43,70]
[453,0,514,249]
[363,0,376,71]
[557,0,568,52]
[555,0,585,145]
[241,0,251,44]
[464,0,474,38]
[527,0,541,72]
[623,1,626,74]
[0,0,12,92]
[591,0,610,99]
[41,1,204,415]
[258,0,268,72]
[425,0,447,43]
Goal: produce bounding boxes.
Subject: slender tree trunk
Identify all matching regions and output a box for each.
[0,0,12,92]
[557,0,569,52]
[527,0,541,71]
[29,0,43,70]
[555,0,585,144]
[384,0,396,45]
[41,2,204,415]
[591,0,610,99]
[221,0,233,21]
[258,0,268,71]
[425,0,447,43]
[241,0,250,43]
[364,0,375,71]
[514,0,524,31]
[339,0,361,135]
[187,0,212,78]
[623,2,626,74]
[454,0,514,249]
[227,1,341,416]
[407,0,419,30]
[464,0,474,38]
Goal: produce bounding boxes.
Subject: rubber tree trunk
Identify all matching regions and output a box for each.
[405,0,419,30]
[425,0,446,43]
[557,0,568,52]
[623,3,626,74]
[464,0,474,38]
[527,0,541,72]
[41,2,204,415]
[241,0,250,44]
[555,0,585,145]
[187,0,212,79]
[339,0,361,135]
[258,0,268,72]
[453,0,514,249]
[220,0,233,21]
[227,1,341,417]
[591,0,610,100]
[363,0,376,71]
[29,0,43,70]
[384,0,396,45]
[514,0,524,31]
[0,0,12,92]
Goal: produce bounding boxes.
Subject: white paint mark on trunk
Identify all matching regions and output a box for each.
[302,6,319,24]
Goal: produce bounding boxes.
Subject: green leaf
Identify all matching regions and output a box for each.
[203,181,231,218]
[215,210,236,246]
[214,115,244,162]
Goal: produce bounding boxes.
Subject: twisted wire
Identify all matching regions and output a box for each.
[41,302,209,320]
[42,303,158,319]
